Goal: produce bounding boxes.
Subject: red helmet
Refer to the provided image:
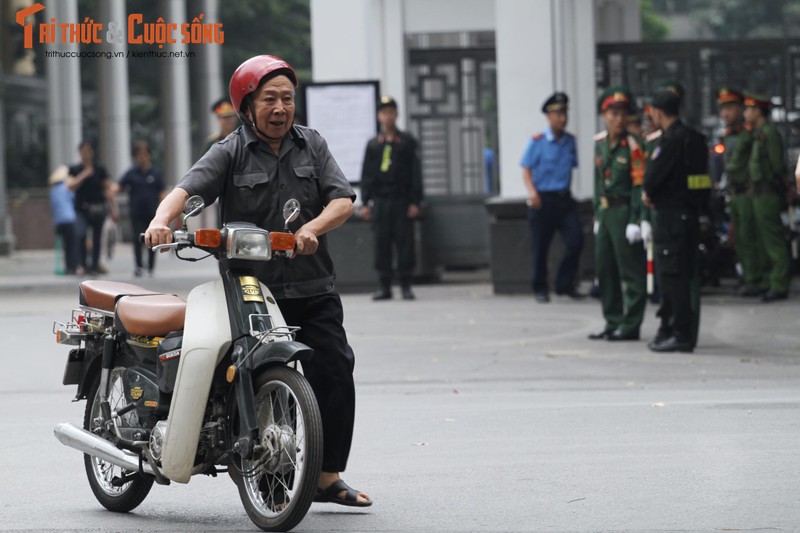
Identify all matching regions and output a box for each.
[229,55,298,114]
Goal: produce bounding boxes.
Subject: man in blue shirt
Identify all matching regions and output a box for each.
[119,141,166,276]
[520,92,584,303]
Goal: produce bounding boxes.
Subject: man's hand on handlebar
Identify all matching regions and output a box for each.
[144,222,174,250]
[293,227,318,257]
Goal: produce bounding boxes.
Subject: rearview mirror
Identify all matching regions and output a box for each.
[184,195,205,218]
[282,199,300,231]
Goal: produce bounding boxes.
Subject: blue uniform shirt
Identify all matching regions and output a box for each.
[519,127,578,192]
[49,182,76,226]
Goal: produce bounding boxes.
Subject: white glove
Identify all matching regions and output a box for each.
[640,220,652,243]
[593,221,600,235]
[625,223,642,244]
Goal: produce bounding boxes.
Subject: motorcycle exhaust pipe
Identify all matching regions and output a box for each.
[54,422,161,478]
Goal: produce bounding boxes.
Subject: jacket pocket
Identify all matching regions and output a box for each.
[233,171,269,189]
[294,165,320,205]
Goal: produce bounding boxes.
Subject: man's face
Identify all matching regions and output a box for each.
[79,144,94,161]
[135,147,151,168]
[546,110,567,133]
[249,75,295,140]
[650,108,665,130]
[377,107,398,130]
[719,102,743,127]
[603,107,629,136]
[744,106,761,127]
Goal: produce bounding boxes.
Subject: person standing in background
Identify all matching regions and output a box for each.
[360,95,424,301]
[202,98,240,155]
[717,87,762,297]
[589,86,648,342]
[118,141,167,277]
[48,165,78,275]
[744,92,790,302]
[519,91,584,303]
[67,141,117,276]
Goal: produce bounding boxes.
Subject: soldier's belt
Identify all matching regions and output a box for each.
[687,174,712,190]
[599,195,630,208]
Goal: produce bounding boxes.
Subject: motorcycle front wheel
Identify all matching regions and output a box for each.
[231,366,323,532]
[83,368,154,512]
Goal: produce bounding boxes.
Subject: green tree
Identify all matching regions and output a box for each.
[642,0,670,41]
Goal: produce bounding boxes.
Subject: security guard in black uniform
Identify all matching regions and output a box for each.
[643,89,707,353]
[360,96,424,300]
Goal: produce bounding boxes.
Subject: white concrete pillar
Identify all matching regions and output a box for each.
[495,0,554,199]
[97,0,130,182]
[495,0,596,200]
[45,0,82,170]
[194,0,223,149]
[158,0,192,187]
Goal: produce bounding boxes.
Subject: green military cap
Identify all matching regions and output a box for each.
[717,86,744,106]
[657,80,685,101]
[743,91,770,112]
[597,86,634,114]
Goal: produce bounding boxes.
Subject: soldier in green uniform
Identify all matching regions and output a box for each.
[201,98,240,155]
[744,92,790,301]
[588,86,647,341]
[718,87,762,296]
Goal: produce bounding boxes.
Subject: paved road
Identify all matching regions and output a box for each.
[1,245,799,531]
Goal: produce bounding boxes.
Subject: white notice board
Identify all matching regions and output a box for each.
[303,81,379,183]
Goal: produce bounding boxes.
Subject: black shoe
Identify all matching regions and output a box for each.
[647,330,671,350]
[607,329,640,341]
[534,292,550,303]
[556,289,586,300]
[372,288,392,301]
[588,329,613,340]
[738,285,763,297]
[134,267,143,277]
[762,290,788,303]
[648,336,693,353]
[401,286,415,300]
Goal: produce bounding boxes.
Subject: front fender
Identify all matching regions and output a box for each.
[250,341,313,369]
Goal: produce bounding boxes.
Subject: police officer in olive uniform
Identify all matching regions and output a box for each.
[360,96,424,300]
[744,92,790,302]
[589,86,648,341]
[643,89,705,353]
[718,87,762,296]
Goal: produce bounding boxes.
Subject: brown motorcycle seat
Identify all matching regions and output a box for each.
[116,294,186,336]
[79,280,159,312]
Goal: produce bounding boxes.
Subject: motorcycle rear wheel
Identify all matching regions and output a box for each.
[83,368,154,512]
[231,366,323,532]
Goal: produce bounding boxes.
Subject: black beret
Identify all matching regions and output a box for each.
[542,92,569,113]
[651,89,681,115]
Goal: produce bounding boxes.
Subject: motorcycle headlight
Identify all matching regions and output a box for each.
[227,227,272,261]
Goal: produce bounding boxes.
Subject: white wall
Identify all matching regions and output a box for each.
[403,0,494,33]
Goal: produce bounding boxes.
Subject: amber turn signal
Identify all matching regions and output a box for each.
[195,229,222,248]
[270,232,295,251]
[226,365,237,383]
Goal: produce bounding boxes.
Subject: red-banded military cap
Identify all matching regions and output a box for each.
[717,87,744,106]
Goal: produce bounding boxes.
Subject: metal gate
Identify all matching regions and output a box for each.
[597,38,800,140]
[406,47,498,196]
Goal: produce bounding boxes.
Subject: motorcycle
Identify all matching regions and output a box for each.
[53,196,323,532]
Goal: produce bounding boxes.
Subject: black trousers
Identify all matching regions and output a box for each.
[372,197,415,284]
[55,222,78,274]
[76,211,105,272]
[527,191,584,294]
[277,292,356,473]
[131,214,156,270]
[653,208,698,343]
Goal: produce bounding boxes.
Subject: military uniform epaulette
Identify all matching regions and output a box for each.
[646,130,662,143]
[593,131,608,142]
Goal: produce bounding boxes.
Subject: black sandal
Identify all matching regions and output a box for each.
[314,479,372,507]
